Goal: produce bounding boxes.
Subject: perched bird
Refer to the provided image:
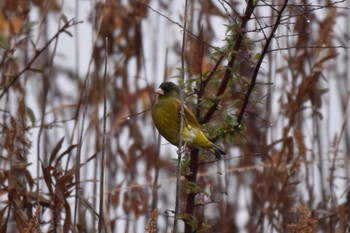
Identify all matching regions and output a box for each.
[152,82,225,159]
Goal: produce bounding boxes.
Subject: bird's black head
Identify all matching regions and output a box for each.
[156,82,180,98]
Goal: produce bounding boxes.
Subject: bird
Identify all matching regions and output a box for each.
[151,81,225,159]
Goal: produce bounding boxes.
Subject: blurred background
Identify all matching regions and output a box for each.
[0,0,349,232]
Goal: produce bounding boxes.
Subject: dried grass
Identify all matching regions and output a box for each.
[0,0,348,232]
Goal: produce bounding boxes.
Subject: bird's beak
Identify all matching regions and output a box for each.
[155,88,164,95]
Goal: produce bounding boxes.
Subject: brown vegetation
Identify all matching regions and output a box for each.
[0,0,349,232]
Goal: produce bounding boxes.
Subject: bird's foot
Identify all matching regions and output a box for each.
[176,143,187,155]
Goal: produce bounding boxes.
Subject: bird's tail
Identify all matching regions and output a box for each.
[211,143,225,160]
[190,144,225,160]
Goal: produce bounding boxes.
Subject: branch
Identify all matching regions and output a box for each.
[268,45,350,52]
[0,19,81,99]
[236,0,289,126]
[142,2,221,54]
[199,0,257,124]
[173,0,189,232]
[98,37,108,233]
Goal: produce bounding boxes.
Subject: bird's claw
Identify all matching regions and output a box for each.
[176,143,187,154]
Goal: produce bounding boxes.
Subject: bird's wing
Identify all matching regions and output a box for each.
[176,100,200,129]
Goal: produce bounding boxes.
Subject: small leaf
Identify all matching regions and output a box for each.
[186,181,203,194]
[179,213,198,232]
[42,164,54,195]
[61,14,68,24]
[181,156,192,176]
[28,67,43,73]
[255,52,261,60]
[221,110,236,125]
[197,222,212,233]
[55,144,78,168]
[0,33,10,50]
[30,39,36,50]
[63,30,73,37]
[232,123,244,135]
[22,21,39,31]
[49,137,65,166]
[26,107,36,125]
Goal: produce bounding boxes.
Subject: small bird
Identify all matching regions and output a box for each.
[152,82,225,159]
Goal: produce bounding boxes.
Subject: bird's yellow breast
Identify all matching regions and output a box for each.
[152,97,213,148]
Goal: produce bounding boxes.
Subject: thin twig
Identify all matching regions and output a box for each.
[267,45,350,52]
[35,15,63,232]
[0,19,81,99]
[199,0,257,124]
[173,0,189,231]
[98,37,108,233]
[72,6,105,225]
[236,0,289,126]
[142,2,221,54]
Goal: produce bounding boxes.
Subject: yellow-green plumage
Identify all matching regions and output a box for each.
[152,82,225,159]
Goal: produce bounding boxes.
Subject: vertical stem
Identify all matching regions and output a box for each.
[98,37,108,233]
[184,149,199,233]
[173,0,188,232]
